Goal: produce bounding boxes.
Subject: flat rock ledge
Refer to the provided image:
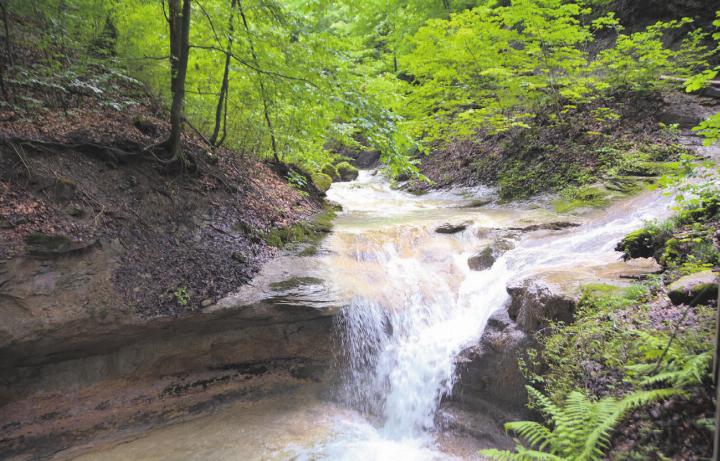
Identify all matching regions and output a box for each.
[0,249,341,461]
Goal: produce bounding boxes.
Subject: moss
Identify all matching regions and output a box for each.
[311,172,333,192]
[321,163,340,182]
[616,222,673,261]
[618,160,680,177]
[262,205,337,251]
[269,276,324,291]
[552,186,609,213]
[335,161,359,181]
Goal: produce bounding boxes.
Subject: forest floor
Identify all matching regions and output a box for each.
[407,90,719,204]
[0,60,322,316]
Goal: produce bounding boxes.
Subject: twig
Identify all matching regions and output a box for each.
[9,142,30,177]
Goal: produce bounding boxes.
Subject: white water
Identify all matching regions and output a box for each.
[73,171,675,461]
[313,170,673,459]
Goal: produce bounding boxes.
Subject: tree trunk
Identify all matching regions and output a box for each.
[165,0,192,162]
[238,0,279,162]
[0,0,13,68]
[209,0,236,147]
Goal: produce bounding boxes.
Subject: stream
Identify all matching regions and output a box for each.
[74,170,674,461]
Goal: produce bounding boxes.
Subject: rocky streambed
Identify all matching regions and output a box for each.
[2,112,717,459]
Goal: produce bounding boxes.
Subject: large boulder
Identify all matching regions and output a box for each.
[506,276,579,332]
[449,309,533,414]
[667,271,718,306]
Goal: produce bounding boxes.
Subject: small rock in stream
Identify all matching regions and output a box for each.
[435,221,472,234]
[467,247,495,271]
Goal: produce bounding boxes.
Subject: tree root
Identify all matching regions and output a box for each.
[1,138,147,165]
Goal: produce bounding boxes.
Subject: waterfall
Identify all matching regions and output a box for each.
[322,171,674,458]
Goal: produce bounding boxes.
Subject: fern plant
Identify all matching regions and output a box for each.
[480,386,681,461]
[626,331,712,387]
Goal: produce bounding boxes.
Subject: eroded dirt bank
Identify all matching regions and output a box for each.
[0,66,340,459]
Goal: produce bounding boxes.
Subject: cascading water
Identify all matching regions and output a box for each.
[317,170,674,459]
[74,170,677,461]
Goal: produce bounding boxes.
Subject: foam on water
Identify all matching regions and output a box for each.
[318,171,674,459]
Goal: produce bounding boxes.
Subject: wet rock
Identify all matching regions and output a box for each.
[352,150,381,169]
[459,199,493,208]
[448,309,533,414]
[468,247,495,271]
[667,271,718,306]
[506,276,579,332]
[437,403,517,450]
[509,221,580,232]
[435,221,471,234]
[493,237,515,253]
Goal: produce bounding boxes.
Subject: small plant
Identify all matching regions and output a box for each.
[481,386,681,461]
[626,331,712,388]
[287,170,308,190]
[174,287,190,306]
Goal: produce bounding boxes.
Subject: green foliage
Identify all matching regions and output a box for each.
[287,169,309,190]
[522,284,650,399]
[693,113,720,146]
[173,287,190,306]
[626,331,712,388]
[688,11,720,146]
[481,386,680,461]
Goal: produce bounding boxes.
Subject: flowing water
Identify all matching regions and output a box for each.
[74,171,674,461]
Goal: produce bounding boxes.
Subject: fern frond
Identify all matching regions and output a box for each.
[480,447,564,461]
[526,386,562,421]
[505,421,553,451]
[579,388,681,461]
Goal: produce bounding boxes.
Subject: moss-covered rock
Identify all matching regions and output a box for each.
[615,224,673,261]
[320,163,340,182]
[667,271,718,306]
[335,161,359,182]
[262,205,337,251]
[311,172,333,192]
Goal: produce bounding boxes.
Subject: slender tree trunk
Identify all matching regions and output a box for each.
[165,0,192,162]
[0,1,11,101]
[1,1,13,68]
[209,0,236,147]
[713,272,720,461]
[238,0,278,162]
